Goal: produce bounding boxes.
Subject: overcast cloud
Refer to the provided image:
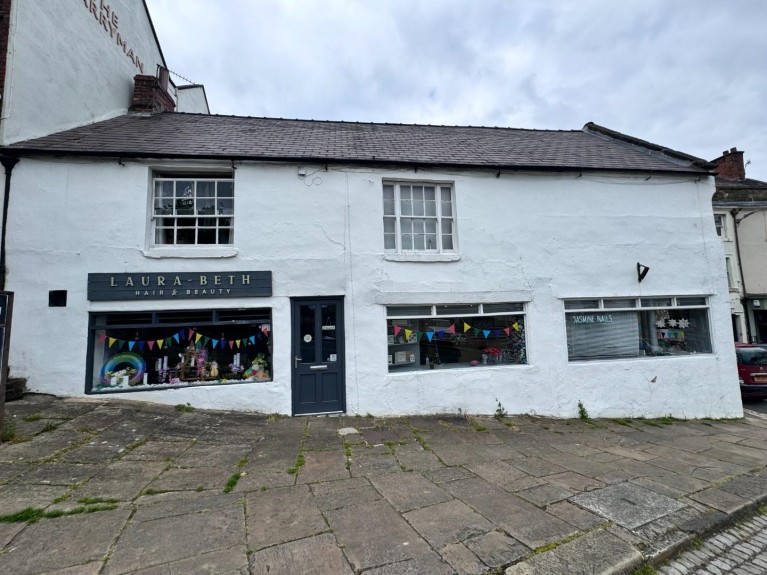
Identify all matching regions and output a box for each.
[147,0,767,180]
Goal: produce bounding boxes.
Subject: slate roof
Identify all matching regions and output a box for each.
[713,177,767,203]
[4,113,709,174]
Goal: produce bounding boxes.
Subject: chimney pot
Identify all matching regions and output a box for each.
[730,147,737,153]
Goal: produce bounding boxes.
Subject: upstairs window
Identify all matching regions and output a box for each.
[152,176,234,245]
[714,214,726,238]
[383,182,456,252]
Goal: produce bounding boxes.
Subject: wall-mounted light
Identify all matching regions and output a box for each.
[637,263,650,283]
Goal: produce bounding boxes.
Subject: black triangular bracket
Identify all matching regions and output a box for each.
[637,263,650,283]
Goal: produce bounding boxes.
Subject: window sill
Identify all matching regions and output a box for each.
[383,252,461,263]
[142,246,238,259]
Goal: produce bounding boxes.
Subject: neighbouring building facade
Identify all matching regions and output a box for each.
[0,1,743,418]
[711,148,767,343]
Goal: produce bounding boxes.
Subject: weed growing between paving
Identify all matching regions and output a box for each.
[1,417,17,442]
[494,399,508,419]
[174,403,196,413]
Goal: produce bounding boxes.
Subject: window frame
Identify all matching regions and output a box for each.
[714,213,727,239]
[150,175,235,247]
[86,308,272,394]
[564,296,713,362]
[382,181,457,254]
[386,302,526,372]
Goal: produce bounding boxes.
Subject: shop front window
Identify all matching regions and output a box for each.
[386,303,526,371]
[88,309,271,393]
[565,296,712,361]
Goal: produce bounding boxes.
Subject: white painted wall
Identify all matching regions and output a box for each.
[1,0,167,144]
[176,86,209,114]
[6,157,743,418]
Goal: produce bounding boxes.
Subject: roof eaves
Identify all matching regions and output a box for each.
[0,146,708,176]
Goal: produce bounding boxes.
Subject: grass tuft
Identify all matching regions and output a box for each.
[174,403,196,413]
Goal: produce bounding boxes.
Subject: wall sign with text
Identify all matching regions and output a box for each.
[87,272,272,301]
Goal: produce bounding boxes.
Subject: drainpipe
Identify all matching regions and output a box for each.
[731,208,756,342]
[0,155,18,291]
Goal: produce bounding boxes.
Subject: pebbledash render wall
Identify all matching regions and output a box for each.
[0,0,166,145]
[6,156,742,418]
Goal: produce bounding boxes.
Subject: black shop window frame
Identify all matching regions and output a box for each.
[86,308,272,394]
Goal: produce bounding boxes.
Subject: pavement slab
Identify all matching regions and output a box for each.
[72,460,167,501]
[0,483,72,515]
[145,464,229,492]
[404,499,495,548]
[324,498,433,572]
[0,508,131,575]
[246,484,328,549]
[439,542,486,575]
[464,530,529,568]
[443,477,576,549]
[17,462,102,486]
[103,504,244,574]
[370,471,451,512]
[296,449,349,483]
[127,545,249,575]
[310,477,382,511]
[250,534,352,575]
[690,487,752,514]
[571,483,686,530]
[504,529,641,575]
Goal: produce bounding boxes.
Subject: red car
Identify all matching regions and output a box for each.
[735,343,767,400]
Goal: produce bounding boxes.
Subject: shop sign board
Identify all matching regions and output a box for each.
[88,272,271,301]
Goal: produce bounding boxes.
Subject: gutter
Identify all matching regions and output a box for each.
[0,148,711,177]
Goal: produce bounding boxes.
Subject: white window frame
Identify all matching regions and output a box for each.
[564,296,712,361]
[383,181,457,254]
[386,302,527,371]
[714,213,727,239]
[150,176,235,248]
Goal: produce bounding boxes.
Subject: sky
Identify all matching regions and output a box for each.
[146,0,767,181]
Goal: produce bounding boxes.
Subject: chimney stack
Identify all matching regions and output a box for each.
[130,72,175,114]
[712,147,746,181]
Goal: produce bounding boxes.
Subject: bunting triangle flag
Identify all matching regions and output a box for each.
[404,329,412,341]
[195,333,202,343]
[236,340,241,348]
[415,332,422,341]
[157,339,164,349]
[437,331,445,338]
[119,340,126,350]
[494,330,501,337]
[99,334,107,344]
[138,341,145,351]
[242,339,248,347]
[504,327,511,336]
[463,322,471,333]
[108,337,116,348]
[229,340,235,349]
[513,321,520,332]
[148,341,155,350]
[203,337,210,347]
[249,336,255,344]
[448,324,456,334]
[393,325,402,337]
[212,339,219,348]
[188,328,194,340]
[473,328,481,336]
[128,341,135,351]
[426,331,434,342]
[173,333,180,343]
[483,330,490,339]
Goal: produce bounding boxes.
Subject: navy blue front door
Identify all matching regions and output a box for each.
[291,298,345,415]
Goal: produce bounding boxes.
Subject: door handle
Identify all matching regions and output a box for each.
[294,356,302,368]
[309,365,328,371]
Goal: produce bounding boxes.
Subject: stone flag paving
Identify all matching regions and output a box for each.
[0,395,766,575]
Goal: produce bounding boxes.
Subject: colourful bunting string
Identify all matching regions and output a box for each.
[426,332,434,342]
[483,330,490,339]
[394,325,402,337]
[148,341,155,350]
[108,337,116,348]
